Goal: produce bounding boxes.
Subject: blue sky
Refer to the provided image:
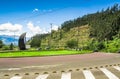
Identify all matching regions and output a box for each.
[0,0,120,37]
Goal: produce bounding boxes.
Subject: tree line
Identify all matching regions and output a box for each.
[61,4,120,41]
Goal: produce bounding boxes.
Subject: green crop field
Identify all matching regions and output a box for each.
[0,50,92,58]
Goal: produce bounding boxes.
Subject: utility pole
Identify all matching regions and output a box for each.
[77,26,79,51]
[59,26,62,48]
[50,23,52,38]
[48,23,53,49]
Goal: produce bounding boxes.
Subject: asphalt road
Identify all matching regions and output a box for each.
[0,52,120,79]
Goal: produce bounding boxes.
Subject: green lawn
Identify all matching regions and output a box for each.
[0,50,92,58]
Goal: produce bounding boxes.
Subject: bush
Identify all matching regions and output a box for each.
[87,39,97,50]
[30,37,41,48]
[93,49,98,52]
[117,49,120,53]
[97,42,105,50]
[87,40,105,51]
[2,46,10,50]
[66,39,78,49]
[105,37,120,53]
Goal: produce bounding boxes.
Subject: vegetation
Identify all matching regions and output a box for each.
[0,40,3,48]
[10,43,14,50]
[0,50,92,58]
[61,4,120,41]
[103,36,120,53]
[89,4,120,41]
[28,4,120,53]
[2,45,10,50]
[66,39,78,49]
[29,34,49,48]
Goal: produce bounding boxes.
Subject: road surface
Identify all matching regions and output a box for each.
[0,52,120,79]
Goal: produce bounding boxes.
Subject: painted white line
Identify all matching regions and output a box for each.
[0,68,21,71]
[10,76,22,79]
[23,64,62,69]
[8,68,21,71]
[83,70,95,79]
[100,68,119,79]
[36,74,49,79]
[61,72,71,79]
[113,66,120,71]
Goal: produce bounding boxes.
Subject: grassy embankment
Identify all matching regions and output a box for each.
[0,50,92,58]
[41,25,90,49]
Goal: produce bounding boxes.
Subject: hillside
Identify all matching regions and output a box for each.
[29,4,120,52]
[41,25,90,49]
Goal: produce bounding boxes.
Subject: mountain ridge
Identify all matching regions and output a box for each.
[0,35,19,45]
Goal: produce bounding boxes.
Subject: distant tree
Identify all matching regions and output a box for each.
[89,4,120,41]
[0,40,3,48]
[29,33,50,48]
[10,43,14,50]
[30,35,41,47]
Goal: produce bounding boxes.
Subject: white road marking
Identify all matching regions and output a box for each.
[83,70,95,79]
[113,66,120,71]
[61,72,71,79]
[100,68,119,79]
[8,68,21,70]
[10,76,22,79]
[23,64,62,69]
[0,68,21,71]
[36,74,49,79]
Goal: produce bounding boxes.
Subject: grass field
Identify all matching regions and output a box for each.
[0,50,92,58]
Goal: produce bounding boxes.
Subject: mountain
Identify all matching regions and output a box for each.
[0,35,30,45]
[0,35,19,45]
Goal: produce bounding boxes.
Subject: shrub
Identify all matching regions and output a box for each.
[66,39,78,49]
[87,39,97,50]
[97,42,105,50]
[93,49,98,52]
[102,36,120,53]
[117,49,120,53]
[2,46,9,50]
[87,40,105,51]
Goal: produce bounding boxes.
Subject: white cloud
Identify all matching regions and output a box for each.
[33,8,39,12]
[0,22,22,32]
[27,22,42,35]
[0,22,23,36]
[52,25,59,31]
[0,22,57,38]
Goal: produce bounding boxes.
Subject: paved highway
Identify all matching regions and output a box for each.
[0,52,120,79]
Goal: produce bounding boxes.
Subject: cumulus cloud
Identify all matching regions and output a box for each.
[27,22,42,35]
[0,22,22,32]
[33,8,39,12]
[0,22,23,36]
[52,25,59,31]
